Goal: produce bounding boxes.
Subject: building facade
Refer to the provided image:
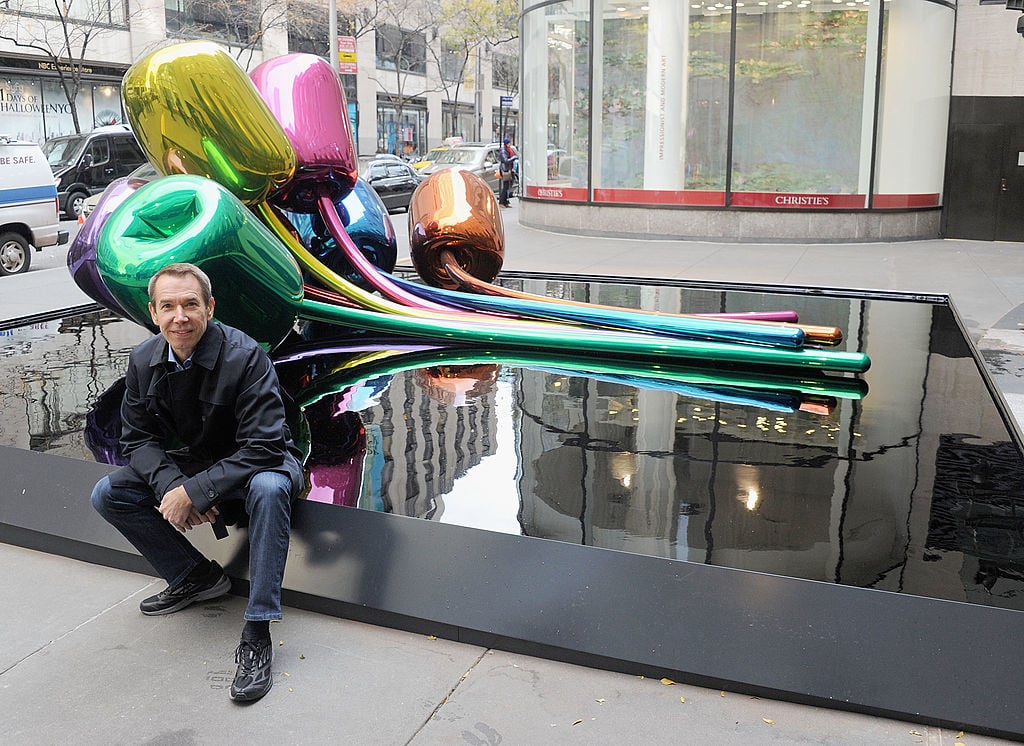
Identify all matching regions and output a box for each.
[518,0,985,242]
[0,0,519,158]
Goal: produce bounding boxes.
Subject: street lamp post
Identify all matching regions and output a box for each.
[329,0,339,71]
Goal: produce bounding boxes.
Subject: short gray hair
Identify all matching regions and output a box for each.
[147,263,213,304]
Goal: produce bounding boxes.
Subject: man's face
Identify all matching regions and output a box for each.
[148,273,215,362]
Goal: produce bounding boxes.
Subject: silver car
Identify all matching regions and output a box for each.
[418,143,504,193]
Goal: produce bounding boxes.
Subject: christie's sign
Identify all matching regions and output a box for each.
[526,185,588,201]
[732,192,867,209]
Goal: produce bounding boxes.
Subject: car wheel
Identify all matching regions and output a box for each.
[66,190,88,218]
[0,232,30,275]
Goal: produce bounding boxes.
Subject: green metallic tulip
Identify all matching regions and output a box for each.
[121,41,296,204]
[95,175,870,372]
[96,175,303,350]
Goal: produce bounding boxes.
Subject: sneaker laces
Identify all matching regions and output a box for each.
[235,637,271,675]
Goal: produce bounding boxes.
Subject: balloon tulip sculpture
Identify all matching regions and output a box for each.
[74,41,869,389]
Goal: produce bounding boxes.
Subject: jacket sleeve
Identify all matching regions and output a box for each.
[182,349,293,514]
[120,353,189,500]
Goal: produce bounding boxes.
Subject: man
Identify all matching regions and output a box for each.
[91,262,303,703]
[498,137,516,207]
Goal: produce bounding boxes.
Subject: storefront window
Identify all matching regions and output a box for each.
[730,3,874,208]
[92,84,124,127]
[521,0,954,211]
[872,0,954,208]
[41,80,94,139]
[522,0,590,201]
[376,99,426,158]
[442,102,475,140]
[594,1,730,206]
[0,77,45,142]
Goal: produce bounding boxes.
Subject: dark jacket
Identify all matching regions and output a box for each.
[111,321,304,514]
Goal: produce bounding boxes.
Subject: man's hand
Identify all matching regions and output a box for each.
[158,485,219,532]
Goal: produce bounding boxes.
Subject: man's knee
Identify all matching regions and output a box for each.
[246,471,292,508]
[90,476,113,516]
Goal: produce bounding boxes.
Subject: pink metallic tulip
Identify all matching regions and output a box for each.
[251,53,358,213]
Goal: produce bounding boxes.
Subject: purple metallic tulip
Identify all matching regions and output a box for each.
[67,174,154,323]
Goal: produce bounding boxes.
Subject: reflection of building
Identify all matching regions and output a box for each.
[519,0,1019,242]
[0,313,146,459]
[360,368,499,520]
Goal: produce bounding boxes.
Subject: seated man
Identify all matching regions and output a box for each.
[91,262,304,703]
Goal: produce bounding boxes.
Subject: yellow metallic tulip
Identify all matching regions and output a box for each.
[122,41,296,205]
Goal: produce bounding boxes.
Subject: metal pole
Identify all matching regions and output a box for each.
[329,0,339,71]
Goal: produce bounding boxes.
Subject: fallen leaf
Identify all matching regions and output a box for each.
[278,640,284,646]
[427,635,437,641]
[679,697,686,703]
[595,698,606,704]
[763,718,774,725]
[909,731,923,737]
[720,691,726,697]
[288,687,294,692]
[660,678,675,686]
[955,742,966,746]
[573,719,583,726]
[957,734,964,739]
[299,654,305,660]
[284,672,290,677]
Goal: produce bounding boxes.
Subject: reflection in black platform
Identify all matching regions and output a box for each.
[929,434,1024,598]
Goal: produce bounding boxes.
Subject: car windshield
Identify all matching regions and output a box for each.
[422,149,447,161]
[434,149,478,165]
[42,135,86,167]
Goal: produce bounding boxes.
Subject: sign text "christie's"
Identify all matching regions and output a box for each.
[775,195,830,206]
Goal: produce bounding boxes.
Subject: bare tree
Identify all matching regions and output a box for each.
[165,0,295,70]
[0,0,132,133]
[428,0,518,139]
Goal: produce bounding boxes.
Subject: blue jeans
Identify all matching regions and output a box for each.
[91,470,292,621]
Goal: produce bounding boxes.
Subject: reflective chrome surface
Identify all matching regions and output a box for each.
[2,276,1022,611]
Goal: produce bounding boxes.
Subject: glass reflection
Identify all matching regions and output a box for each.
[3,276,1023,613]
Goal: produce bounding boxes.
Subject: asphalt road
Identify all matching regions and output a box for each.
[23,218,82,274]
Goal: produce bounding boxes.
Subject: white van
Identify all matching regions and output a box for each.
[0,136,68,276]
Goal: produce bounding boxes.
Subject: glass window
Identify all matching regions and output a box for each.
[89,138,110,166]
[440,42,465,83]
[375,25,427,75]
[521,0,591,201]
[442,102,474,140]
[164,0,258,45]
[730,3,874,207]
[592,2,729,206]
[16,0,125,24]
[41,79,93,139]
[872,1,954,208]
[92,84,123,128]
[376,99,426,157]
[0,77,45,143]
[492,52,519,91]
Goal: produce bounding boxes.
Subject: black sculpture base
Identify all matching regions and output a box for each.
[2,272,1023,739]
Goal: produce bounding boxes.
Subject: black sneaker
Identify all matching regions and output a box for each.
[230,636,274,702]
[139,560,231,616]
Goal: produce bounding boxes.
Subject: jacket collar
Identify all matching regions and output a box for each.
[147,321,224,371]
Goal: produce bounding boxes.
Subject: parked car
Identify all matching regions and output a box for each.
[363,159,424,213]
[418,143,515,194]
[411,147,449,172]
[0,136,68,276]
[80,162,158,219]
[43,125,148,218]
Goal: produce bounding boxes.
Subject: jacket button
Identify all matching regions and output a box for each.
[208,490,215,497]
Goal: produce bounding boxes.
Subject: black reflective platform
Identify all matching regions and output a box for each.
[2,272,1023,738]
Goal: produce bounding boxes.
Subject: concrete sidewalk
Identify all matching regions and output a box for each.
[2,204,1021,744]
